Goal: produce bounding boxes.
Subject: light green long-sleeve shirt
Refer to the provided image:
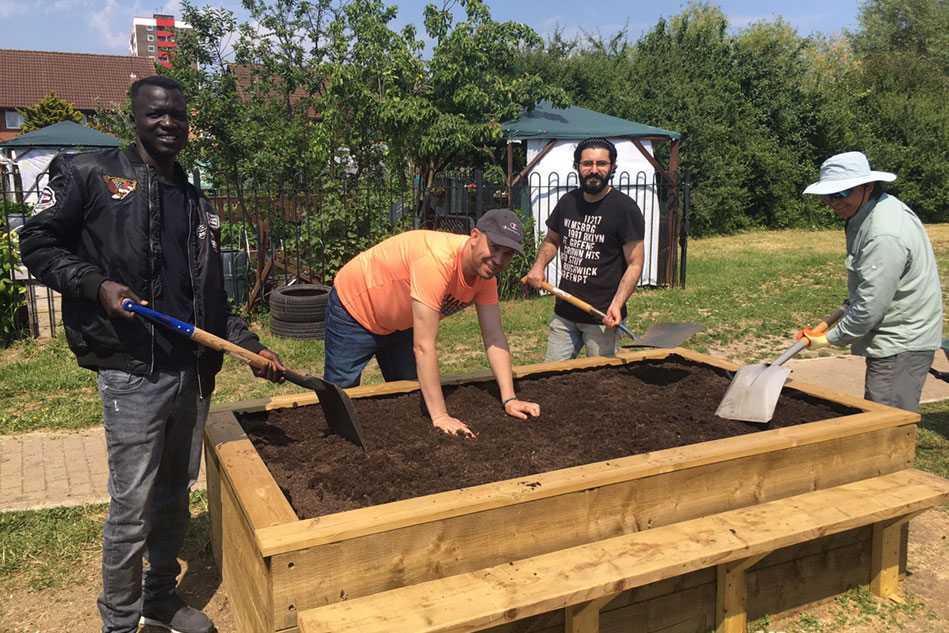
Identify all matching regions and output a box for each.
[826,193,943,357]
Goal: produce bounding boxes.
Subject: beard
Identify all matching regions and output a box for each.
[580,172,610,195]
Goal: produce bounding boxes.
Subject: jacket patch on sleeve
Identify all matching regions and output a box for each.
[34,186,57,212]
[103,175,137,199]
[207,213,220,229]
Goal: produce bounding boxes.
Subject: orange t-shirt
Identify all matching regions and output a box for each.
[333,231,499,335]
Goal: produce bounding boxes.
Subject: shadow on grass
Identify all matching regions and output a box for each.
[177,498,221,610]
[140,499,222,631]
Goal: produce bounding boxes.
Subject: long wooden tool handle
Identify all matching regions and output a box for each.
[124,301,317,390]
[123,300,270,370]
[521,276,607,320]
[521,276,639,339]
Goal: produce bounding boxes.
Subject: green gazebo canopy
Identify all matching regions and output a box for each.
[0,120,120,149]
[501,101,679,141]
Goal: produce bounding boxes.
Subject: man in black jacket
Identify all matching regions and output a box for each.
[20,76,283,633]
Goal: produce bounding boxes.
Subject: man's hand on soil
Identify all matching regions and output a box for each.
[504,399,541,420]
[431,413,476,438]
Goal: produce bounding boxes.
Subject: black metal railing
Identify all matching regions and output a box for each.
[0,160,691,341]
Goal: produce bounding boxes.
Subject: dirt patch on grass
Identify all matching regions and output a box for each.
[759,508,949,633]
[4,508,946,633]
[0,554,233,633]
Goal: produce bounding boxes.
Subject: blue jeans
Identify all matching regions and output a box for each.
[323,287,417,388]
[96,366,209,633]
[544,313,621,362]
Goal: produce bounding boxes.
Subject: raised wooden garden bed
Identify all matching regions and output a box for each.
[204,348,920,633]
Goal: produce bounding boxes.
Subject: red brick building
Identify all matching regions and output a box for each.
[129,14,193,68]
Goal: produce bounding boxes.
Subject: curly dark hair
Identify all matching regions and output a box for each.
[573,137,617,165]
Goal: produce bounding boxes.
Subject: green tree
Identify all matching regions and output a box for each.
[396,0,565,189]
[731,19,830,229]
[516,2,860,235]
[166,0,563,200]
[844,0,949,222]
[16,91,83,133]
[166,4,253,181]
[91,96,134,146]
[622,4,760,235]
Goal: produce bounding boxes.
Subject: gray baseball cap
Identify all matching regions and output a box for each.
[475,208,525,255]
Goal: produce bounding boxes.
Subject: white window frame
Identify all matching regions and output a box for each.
[4,110,25,130]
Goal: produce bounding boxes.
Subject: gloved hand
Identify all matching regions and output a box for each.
[796,327,830,350]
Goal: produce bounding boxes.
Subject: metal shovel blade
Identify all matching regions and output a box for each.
[715,363,792,423]
[621,322,704,349]
[121,299,368,449]
[296,374,367,449]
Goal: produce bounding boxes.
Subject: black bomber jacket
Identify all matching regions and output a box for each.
[19,145,264,396]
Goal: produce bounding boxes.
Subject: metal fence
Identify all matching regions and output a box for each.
[1,161,58,342]
[205,167,691,311]
[0,160,691,341]
[203,169,514,290]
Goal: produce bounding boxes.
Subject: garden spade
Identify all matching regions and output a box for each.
[122,300,367,449]
[525,278,703,348]
[715,304,848,424]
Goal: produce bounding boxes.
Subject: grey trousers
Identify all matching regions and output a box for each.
[864,350,935,412]
[96,366,209,633]
[544,313,620,362]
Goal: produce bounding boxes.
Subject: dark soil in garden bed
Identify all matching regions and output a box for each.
[237,355,858,519]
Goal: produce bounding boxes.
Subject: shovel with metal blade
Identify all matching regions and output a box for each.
[122,300,367,449]
[524,278,703,348]
[715,304,848,424]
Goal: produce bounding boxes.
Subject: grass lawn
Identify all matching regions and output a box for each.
[5,225,948,435]
[1,226,947,629]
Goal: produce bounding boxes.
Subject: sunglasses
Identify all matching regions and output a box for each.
[578,160,611,169]
[821,188,855,202]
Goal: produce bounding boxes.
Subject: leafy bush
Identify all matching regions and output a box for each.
[496,213,540,300]
[0,201,28,344]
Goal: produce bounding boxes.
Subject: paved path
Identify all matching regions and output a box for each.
[0,431,208,512]
[2,353,948,513]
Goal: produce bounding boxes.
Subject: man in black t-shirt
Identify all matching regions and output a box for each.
[525,137,645,361]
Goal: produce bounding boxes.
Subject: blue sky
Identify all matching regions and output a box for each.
[1,1,862,57]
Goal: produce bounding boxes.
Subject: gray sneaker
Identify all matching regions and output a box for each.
[140,591,214,633]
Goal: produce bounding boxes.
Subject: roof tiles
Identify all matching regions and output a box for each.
[0,49,157,111]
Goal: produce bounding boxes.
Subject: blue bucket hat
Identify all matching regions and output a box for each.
[803,151,896,196]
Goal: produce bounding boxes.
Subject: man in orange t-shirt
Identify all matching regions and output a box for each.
[324,208,541,437]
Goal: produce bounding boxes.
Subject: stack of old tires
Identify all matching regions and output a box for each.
[268,284,331,340]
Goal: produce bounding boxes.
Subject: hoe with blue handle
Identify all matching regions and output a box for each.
[122,299,366,449]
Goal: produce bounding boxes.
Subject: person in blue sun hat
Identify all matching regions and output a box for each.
[796,151,943,412]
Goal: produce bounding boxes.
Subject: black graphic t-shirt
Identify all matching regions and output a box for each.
[546,188,645,324]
